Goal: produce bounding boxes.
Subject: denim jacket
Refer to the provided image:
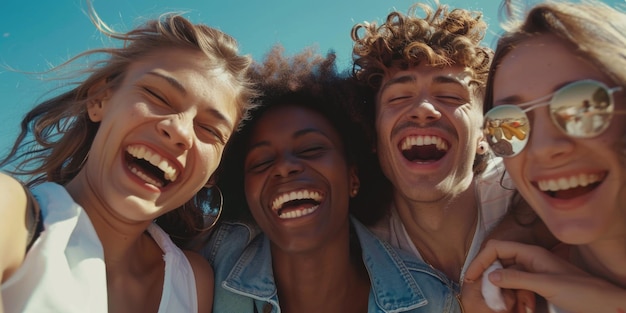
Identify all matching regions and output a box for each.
[201,216,461,313]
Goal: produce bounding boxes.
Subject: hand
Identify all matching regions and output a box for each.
[461,268,535,313]
[465,240,626,313]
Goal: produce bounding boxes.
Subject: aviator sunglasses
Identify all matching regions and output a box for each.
[483,79,623,158]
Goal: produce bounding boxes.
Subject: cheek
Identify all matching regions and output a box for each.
[376,105,399,130]
[201,145,225,172]
[375,114,387,135]
[243,176,262,209]
[502,157,525,184]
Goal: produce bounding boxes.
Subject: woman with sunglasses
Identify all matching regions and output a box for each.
[464,1,626,312]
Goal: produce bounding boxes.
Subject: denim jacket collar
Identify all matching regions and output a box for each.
[222,216,430,312]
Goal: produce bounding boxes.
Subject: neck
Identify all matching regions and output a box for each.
[573,237,626,288]
[271,227,369,313]
[394,182,479,282]
[65,174,154,264]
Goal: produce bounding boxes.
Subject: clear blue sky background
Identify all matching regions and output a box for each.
[0,0,623,160]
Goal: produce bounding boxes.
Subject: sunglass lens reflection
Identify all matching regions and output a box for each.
[551,82,613,137]
[484,105,530,157]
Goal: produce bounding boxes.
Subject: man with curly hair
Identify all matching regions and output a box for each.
[349,2,535,311]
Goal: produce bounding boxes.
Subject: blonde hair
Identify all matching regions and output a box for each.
[485,0,626,159]
[485,0,626,110]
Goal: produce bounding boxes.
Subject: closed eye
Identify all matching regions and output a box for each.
[298,146,326,158]
[196,124,226,144]
[387,95,412,104]
[247,158,273,173]
[143,87,170,106]
[435,94,466,105]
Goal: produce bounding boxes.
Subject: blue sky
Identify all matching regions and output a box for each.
[0,0,623,159]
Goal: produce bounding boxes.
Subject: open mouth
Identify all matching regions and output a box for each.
[271,189,323,219]
[125,145,179,188]
[400,135,449,162]
[536,172,605,200]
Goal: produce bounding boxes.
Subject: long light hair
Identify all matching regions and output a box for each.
[1,1,259,245]
[485,0,626,159]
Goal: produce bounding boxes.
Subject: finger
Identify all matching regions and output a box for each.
[465,240,517,281]
[487,268,561,297]
[467,240,572,279]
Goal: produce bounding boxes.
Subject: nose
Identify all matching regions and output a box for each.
[273,153,304,178]
[408,98,442,123]
[158,114,194,150]
[526,108,575,162]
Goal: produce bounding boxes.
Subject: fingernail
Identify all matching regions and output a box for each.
[489,271,502,282]
[525,305,533,313]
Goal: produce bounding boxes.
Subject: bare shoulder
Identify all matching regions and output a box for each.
[0,172,30,283]
[183,249,214,313]
[0,172,28,204]
[0,171,29,226]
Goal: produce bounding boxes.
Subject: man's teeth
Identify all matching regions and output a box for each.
[127,145,178,182]
[279,205,319,219]
[272,190,322,211]
[537,173,602,192]
[401,135,448,151]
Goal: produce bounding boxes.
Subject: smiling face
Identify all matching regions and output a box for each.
[83,48,239,222]
[243,105,357,253]
[492,34,626,244]
[375,64,484,203]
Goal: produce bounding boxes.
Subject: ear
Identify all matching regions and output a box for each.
[349,166,360,198]
[86,78,110,123]
[204,174,218,189]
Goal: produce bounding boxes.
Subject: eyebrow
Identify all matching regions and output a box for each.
[494,81,574,106]
[205,107,234,131]
[247,128,330,151]
[380,75,417,94]
[379,74,467,94]
[147,71,234,130]
[146,71,187,96]
[432,75,467,87]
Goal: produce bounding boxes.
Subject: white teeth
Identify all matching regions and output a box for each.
[278,205,319,219]
[130,166,163,187]
[271,190,323,211]
[537,173,602,192]
[126,145,179,182]
[401,135,448,151]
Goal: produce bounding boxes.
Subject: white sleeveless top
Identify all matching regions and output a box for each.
[1,182,198,313]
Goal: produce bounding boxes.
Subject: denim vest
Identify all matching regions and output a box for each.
[201,216,461,313]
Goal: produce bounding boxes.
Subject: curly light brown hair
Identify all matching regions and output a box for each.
[351,1,492,98]
[485,0,626,113]
[351,1,493,175]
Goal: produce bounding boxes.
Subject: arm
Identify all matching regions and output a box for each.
[465,240,626,313]
[462,190,556,313]
[0,172,31,313]
[184,250,215,313]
